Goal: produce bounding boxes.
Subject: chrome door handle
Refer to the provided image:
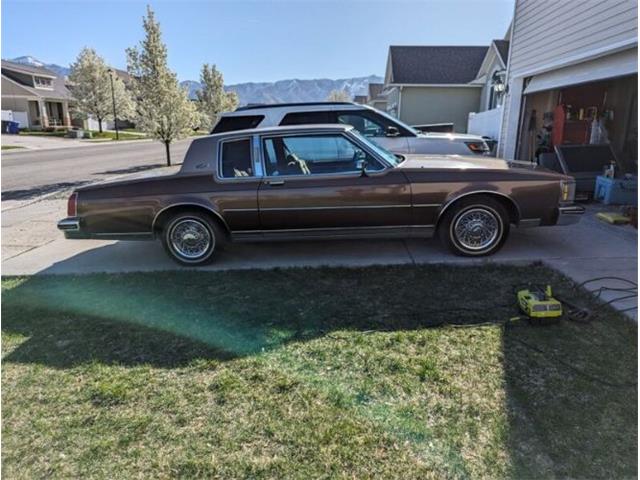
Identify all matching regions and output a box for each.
[266,180,285,186]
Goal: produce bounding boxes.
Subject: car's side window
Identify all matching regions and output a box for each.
[212,115,264,133]
[337,111,410,137]
[280,111,333,125]
[337,113,387,137]
[262,134,384,177]
[219,138,254,178]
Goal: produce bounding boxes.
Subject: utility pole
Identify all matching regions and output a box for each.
[108,69,119,140]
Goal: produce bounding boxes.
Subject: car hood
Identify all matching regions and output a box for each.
[397,154,509,170]
[396,154,570,179]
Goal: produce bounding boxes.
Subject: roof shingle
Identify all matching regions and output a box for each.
[492,40,510,65]
[388,46,488,85]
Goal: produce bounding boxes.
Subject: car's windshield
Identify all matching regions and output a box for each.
[349,129,401,167]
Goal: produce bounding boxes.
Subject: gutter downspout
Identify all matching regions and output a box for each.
[398,85,403,120]
[497,1,518,157]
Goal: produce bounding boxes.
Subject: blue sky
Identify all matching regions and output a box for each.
[2,0,513,84]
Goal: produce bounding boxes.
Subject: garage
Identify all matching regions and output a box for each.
[513,48,637,200]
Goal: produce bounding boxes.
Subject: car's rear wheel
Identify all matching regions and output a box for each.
[438,196,510,256]
[161,211,222,266]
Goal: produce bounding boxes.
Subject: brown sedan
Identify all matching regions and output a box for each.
[58,124,584,265]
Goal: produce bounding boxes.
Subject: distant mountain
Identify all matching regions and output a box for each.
[10,56,71,77]
[181,75,383,105]
[9,55,382,106]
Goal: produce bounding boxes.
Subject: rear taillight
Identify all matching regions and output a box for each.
[465,141,490,154]
[67,192,77,217]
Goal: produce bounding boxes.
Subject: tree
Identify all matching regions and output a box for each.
[126,6,197,166]
[326,89,352,102]
[68,48,133,133]
[195,64,238,130]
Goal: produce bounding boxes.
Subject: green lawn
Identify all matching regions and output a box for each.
[86,131,148,141]
[1,145,24,150]
[2,265,637,478]
[18,130,147,141]
[19,129,68,137]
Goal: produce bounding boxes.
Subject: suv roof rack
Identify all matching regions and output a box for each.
[235,101,356,111]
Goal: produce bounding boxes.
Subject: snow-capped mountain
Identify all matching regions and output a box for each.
[10,56,70,77]
[9,55,382,105]
[181,75,383,105]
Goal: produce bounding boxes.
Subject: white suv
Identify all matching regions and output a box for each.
[211,102,490,156]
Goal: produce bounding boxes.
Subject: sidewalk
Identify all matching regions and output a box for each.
[1,197,636,319]
[1,134,152,152]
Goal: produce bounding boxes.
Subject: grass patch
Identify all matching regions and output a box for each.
[19,129,68,137]
[2,265,636,478]
[1,145,24,150]
[87,131,147,141]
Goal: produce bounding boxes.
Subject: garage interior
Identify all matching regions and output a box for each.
[515,73,637,209]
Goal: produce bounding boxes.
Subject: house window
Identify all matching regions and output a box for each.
[34,76,53,88]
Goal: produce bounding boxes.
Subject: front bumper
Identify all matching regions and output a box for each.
[556,204,585,225]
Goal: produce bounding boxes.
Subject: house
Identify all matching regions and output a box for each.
[382,45,488,132]
[353,95,368,105]
[498,0,637,172]
[366,83,387,111]
[466,38,510,140]
[1,60,74,129]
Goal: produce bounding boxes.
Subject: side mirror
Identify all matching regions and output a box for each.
[386,126,400,137]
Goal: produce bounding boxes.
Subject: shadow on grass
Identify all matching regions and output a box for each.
[1,264,637,476]
[2,264,537,368]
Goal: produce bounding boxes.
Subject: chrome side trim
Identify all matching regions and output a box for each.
[258,204,412,211]
[232,224,434,234]
[437,190,521,224]
[152,203,230,232]
[413,203,442,208]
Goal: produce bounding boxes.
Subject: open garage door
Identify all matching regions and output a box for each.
[524,47,637,95]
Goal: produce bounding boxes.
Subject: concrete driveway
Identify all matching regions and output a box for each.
[2,197,636,318]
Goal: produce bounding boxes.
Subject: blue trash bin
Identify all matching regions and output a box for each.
[8,121,20,134]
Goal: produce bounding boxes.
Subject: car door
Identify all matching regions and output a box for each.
[335,110,411,154]
[257,132,412,234]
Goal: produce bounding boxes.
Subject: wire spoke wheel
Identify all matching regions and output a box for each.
[169,219,212,259]
[453,207,501,251]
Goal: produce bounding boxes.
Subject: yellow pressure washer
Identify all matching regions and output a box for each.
[517,285,563,325]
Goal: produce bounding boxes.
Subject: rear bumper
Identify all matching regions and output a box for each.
[57,217,91,239]
[58,217,80,231]
[556,204,585,225]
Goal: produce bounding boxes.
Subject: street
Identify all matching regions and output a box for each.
[2,138,192,200]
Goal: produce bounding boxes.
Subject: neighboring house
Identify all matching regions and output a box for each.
[353,95,368,104]
[467,38,510,140]
[382,45,487,132]
[498,0,637,169]
[367,83,387,111]
[1,60,73,129]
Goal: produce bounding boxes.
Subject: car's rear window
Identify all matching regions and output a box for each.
[211,115,264,134]
[219,138,253,178]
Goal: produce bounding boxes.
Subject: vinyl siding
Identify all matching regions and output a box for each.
[397,86,481,132]
[498,0,638,158]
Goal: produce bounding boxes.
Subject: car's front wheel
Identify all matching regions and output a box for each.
[161,211,222,266]
[438,196,510,256]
